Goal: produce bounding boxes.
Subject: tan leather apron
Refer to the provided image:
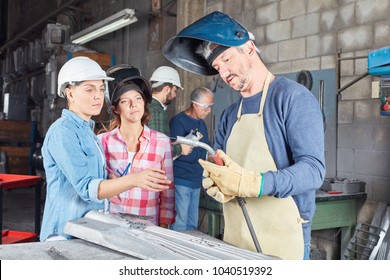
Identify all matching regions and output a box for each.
[224,72,304,260]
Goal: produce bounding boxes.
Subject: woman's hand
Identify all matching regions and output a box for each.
[99,167,171,199]
[127,167,171,192]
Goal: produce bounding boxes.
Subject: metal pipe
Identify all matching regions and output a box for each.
[174,136,216,156]
[319,80,324,111]
[337,55,367,61]
[319,80,326,132]
[338,72,369,93]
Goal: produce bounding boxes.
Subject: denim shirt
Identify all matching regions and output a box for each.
[40,109,106,241]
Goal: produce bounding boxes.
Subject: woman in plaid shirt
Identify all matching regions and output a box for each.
[98,72,175,228]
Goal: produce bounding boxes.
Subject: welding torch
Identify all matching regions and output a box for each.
[172,136,263,253]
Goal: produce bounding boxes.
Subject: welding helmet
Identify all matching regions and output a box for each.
[163,11,250,76]
[149,66,183,90]
[106,64,142,95]
[107,64,152,105]
[57,56,114,98]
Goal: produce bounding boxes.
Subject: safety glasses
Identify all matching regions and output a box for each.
[191,100,214,110]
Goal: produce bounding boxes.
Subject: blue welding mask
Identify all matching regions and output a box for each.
[163,11,250,76]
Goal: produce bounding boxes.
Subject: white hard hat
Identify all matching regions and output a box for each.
[57,56,114,98]
[149,66,183,90]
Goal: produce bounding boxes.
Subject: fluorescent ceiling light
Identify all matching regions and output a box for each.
[71,8,137,45]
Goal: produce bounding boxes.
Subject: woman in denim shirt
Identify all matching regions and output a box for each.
[40,57,170,241]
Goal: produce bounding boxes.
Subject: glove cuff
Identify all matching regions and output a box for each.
[258,173,264,198]
[238,171,263,197]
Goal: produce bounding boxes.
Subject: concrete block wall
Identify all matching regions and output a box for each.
[204,0,390,206]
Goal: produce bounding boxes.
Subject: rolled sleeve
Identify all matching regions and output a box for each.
[88,178,105,203]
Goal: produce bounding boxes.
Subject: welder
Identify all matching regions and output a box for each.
[163,11,326,259]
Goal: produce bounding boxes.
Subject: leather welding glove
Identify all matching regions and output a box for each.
[202,169,234,203]
[199,150,264,198]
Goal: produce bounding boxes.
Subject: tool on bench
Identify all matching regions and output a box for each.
[173,135,262,253]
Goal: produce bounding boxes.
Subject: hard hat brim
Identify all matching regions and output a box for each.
[82,75,114,81]
[111,76,152,104]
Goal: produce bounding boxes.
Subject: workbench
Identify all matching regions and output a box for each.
[0,230,271,260]
[0,238,137,259]
[199,190,367,256]
[0,174,42,244]
[312,190,367,256]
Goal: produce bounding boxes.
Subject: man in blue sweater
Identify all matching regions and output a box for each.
[163,11,325,260]
[169,87,214,231]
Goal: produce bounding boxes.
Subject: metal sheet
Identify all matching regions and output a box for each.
[64,210,279,260]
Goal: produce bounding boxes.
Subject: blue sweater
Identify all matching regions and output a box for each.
[169,111,210,188]
[214,76,326,243]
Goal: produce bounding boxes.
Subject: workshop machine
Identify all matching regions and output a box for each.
[368,46,390,115]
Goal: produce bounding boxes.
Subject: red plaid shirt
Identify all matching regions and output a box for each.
[98,126,175,225]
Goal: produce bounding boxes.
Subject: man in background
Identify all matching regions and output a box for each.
[169,87,214,231]
[148,66,192,158]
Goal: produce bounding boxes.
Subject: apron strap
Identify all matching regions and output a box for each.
[258,72,273,117]
[237,101,243,121]
[236,72,274,120]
